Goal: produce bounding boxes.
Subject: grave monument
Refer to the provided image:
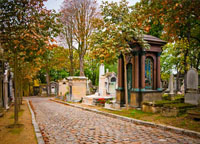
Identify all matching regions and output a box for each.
[185,68,200,105]
[116,35,166,108]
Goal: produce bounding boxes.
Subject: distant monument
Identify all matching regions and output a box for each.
[169,74,174,95]
[98,64,106,96]
[185,68,200,105]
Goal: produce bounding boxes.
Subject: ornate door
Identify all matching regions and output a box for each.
[127,63,132,104]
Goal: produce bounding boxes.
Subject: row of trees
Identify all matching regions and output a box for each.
[0,0,61,124]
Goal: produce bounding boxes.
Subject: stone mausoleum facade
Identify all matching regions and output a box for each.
[116,35,166,108]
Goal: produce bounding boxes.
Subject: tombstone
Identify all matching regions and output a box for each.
[186,68,198,92]
[174,76,177,92]
[99,64,105,96]
[169,74,174,95]
[99,75,107,96]
[185,68,200,105]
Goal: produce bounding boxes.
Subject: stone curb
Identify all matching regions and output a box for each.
[27,100,45,144]
[50,98,200,139]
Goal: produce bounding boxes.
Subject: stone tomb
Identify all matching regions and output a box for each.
[116,35,166,108]
[50,82,58,95]
[67,76,87,101]
[105,72,117,96]
[58,78,68,96]
[185,68,200,105]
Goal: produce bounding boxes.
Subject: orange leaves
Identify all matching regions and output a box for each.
[144,26,150,32]
[20,44,24,49]
[13,40,20,45]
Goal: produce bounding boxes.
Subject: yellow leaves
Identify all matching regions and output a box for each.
[144,26,150,32]
[100,54,104,58]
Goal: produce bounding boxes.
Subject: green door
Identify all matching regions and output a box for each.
[127,63,132,104]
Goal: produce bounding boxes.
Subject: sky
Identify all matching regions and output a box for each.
[44,0,140,12]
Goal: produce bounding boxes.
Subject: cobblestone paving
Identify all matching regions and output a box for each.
[30,97,200,144]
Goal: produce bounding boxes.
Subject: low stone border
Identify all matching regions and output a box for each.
[51,98,200,139]
[27,100,45,144]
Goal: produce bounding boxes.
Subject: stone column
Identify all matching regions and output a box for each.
[99,64,105,96]
[134,53,139,91]
[131,55,135,89]
[169,74,174,95]
[157,52,161,90]
[141,51,146,91]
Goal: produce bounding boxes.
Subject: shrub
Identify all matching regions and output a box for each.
[106,99,113,104]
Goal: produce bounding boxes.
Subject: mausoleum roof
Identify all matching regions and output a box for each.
[143,34,166,44]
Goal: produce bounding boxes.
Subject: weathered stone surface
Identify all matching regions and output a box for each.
[186,68,198,91]
[185,93,200,105]
[30,97,200,144]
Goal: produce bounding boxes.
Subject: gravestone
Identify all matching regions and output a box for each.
[186,68,198,91]
[185,68,200,105]
[169,74,174,95]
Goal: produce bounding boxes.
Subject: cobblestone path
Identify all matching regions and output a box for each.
[30,97,200,144]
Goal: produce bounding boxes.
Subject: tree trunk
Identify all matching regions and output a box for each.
[14,52,18,124]
[20,79,23,105]
[69,52,74,76]
[46,69,50,96]
[79,55,85,76]
[123,54,128,110]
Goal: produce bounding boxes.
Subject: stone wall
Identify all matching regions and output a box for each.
[185,93,200,105]
[130,92,140,107]
[58,82,68,96]
[141,92,162,102]
[116,89,125,106]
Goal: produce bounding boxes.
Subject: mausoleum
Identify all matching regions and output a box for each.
[116,35,166,108]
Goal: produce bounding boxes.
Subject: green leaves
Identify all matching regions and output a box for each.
[89,0,149,63]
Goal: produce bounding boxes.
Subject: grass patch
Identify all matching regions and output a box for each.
[100,108,153,119]
[7,124,24,135]
[10,109,24,119]
[9,126,24,134]
[163,103,195,108]
[99,107,200,132]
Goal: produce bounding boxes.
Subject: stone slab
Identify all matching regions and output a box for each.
[185,93,200,105]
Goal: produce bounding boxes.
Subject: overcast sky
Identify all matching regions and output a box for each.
[44,0,140,12]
